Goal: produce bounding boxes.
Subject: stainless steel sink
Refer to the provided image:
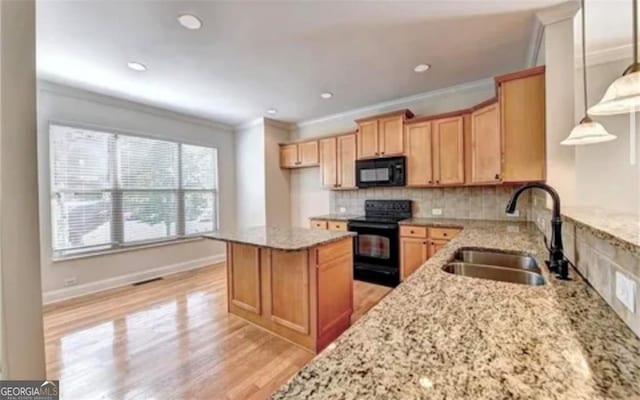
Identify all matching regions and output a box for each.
[443,262,545,286]
[443,248,545,286]
[453,249,540,272]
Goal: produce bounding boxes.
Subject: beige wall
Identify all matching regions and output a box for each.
[289,79,496,227]
[235,120,266,228]
[264,119,292,226]
[37,82,235,301]
[574,58,639,214]
[543,17,577,206]
[0,0,46,378]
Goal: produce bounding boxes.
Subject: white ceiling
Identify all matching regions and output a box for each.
[37,0,611,127]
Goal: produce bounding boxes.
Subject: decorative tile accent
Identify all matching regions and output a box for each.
[331,186,530,221]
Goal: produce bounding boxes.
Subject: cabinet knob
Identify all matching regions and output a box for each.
[375,152,379,156]
[443,233,448,237]
[436,180,440,184]
[495,173,500,180]
[428,180,433,184]
[381,151,385,155]
[410,230,415,234]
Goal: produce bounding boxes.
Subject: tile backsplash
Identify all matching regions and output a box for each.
[530,189,640,337]
[330,186,531,221]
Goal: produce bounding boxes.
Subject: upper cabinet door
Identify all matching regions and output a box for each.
[319,137,337,188]
[433,116,464,185]
[337,134,357,189]
[405,122,433,186]
[470,102,501,184]
[356,120,379,159]
[499,70,545,182]
[298,140,319,167]
[280,144,299,168]
[378,116,404,157]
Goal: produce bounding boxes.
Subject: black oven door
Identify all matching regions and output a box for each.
[348,221,399,286]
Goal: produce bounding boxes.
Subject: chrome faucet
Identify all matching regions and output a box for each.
[505,183,570,280]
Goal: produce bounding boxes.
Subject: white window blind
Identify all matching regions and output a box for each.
[50,124,218,257]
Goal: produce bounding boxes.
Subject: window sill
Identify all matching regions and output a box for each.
[52,235,210,262]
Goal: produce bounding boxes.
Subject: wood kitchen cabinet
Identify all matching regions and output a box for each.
[310,219,348,231]
[497,66,546,182]
[405,121,433,186]
[279,140,319,168]
[469,101,501,184]
[400,225,461,280]
[319,133,357,189]
[432,116,465,185]
[226,237,353,353]
[356,109,413,159]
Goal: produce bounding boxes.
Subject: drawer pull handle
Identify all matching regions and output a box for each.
[410,230,415,234]
[443,233,448,237]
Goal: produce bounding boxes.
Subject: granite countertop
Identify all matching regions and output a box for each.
[399,217,471,228]
[272,220,640,399]
[203,226,355,251]
[560,206,640,256]
[310,213,362,221]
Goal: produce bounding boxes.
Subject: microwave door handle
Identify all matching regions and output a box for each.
[388,165,395,182]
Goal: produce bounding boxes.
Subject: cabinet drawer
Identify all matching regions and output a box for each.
[400,226,427,238]
[310,220,328,230]
[327,221,347,231]
[429,228,461,240]
[316,238,352,265]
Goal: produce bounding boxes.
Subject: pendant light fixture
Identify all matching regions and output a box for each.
[562,0,617,145]
[587,0,640,116]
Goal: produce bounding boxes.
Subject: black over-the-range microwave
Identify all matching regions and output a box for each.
[355,156,406,188]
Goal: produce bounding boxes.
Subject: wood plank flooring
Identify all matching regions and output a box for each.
[44,264,391,400]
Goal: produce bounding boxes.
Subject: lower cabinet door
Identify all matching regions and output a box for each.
[269,250,310,334]
[228,243,261,314]
[429,239,449,258]
[400,237,429,280]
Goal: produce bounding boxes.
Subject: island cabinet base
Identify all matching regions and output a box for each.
[225,237,353,353]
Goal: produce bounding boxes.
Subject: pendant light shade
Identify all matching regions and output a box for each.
[588,0,640,116]
[561,117,617,145]
[588,66,640,115]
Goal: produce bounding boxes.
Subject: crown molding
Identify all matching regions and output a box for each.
[536,0,580,26]
[575,44,635,68]
[526,16,545,67]
[295,78,494,130]
[235,117,264,131]
[264,117,295,131]
[37,80,234,132]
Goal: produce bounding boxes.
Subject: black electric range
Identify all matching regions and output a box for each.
[348,200,412,287]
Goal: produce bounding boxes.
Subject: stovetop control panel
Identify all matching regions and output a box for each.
[364,199,412,219]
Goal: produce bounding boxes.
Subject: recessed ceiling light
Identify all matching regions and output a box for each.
[414,64,431,73]
[177,13,203,30]
[320,92,333,99]
[266,108,278,115]
[127,61,147,72]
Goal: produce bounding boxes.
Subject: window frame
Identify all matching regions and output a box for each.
[49,121,219,259]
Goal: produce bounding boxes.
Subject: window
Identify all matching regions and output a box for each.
[50,124,218,257]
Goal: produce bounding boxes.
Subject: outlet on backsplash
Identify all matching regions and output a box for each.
[339,207,346,214]
[431,208,443,216]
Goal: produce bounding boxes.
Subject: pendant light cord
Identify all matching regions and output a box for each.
[582,0,589,116]
[634,0,638,64]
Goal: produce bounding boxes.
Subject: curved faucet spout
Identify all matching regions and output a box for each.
[505,183,569,280]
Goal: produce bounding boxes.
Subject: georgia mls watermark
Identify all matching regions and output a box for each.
[0,381,59,400]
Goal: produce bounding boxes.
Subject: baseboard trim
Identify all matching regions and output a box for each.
[42,254,226,305]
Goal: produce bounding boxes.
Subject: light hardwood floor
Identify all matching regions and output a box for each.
[44,263,391,400]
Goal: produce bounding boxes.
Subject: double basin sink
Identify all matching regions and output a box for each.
[442,248,545,286]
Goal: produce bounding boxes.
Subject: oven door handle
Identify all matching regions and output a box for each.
[348,222,398,230]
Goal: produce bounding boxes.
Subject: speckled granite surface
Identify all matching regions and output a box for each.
[310,214,361,221]
[399,217,473,228]
[561,206,640,256]
[203,226,354,251]
[271,220,640,399]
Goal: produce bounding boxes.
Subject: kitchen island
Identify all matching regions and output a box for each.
[271,220,640,399]
[204,227,355,353]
